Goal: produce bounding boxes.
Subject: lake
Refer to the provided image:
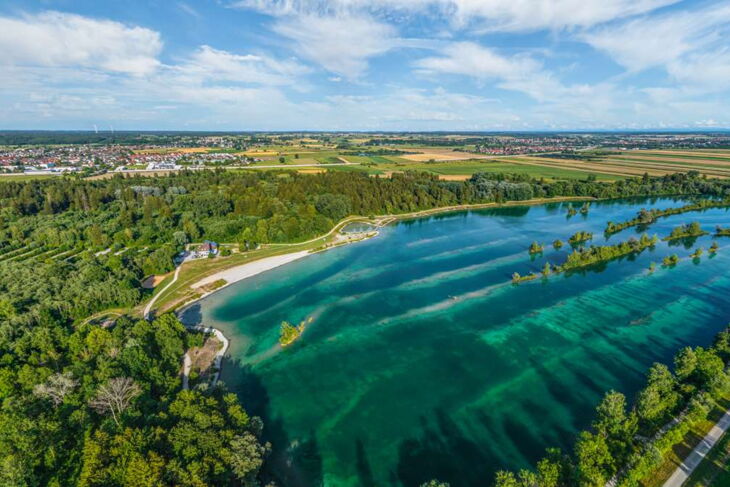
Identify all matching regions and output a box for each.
[182,197,730,487]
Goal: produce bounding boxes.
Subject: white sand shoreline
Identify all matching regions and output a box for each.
[192,250,312,289]
[175,232,379,319]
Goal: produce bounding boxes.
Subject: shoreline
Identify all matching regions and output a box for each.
[377,195,595,222]
[163,195,596,319]
[175,231,381,318]
[164,193,696,390]
[192,250,312,289]
[168,196,597,370]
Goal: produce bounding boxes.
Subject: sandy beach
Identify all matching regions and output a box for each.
[192,250,312,289]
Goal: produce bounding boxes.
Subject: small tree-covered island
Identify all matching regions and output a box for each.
[279,318,312,347]
[5,129,730,487]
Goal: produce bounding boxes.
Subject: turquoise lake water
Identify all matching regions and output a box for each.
[182,198,730,487]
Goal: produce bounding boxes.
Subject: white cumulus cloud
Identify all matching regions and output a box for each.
[271,13,396,78]
[414,41,539,80]
[174,45,309,85]
[0,11,162,75]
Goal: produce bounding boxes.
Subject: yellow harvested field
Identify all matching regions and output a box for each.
[601,158,730,176]
[438,174,472,181]
[297,169,327,174]
[401,149,491,162]
[243,150,280,156]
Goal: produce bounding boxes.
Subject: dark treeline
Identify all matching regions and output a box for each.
[559,234,659,272]
[493,325,730,487]
[2,170,724,254]
[0,311,268,486]
[3,170,730,486]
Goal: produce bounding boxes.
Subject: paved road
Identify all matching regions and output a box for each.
[663,409,730,487]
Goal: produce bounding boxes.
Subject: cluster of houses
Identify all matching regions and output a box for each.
[0,145,130,174]
[474,136,588,155]
[0,142,256,176]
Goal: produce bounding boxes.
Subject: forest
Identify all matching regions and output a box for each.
[0,312,267,486]
[3,169,730,485]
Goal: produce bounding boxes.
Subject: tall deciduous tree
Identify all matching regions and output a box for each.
[89,377,141,426]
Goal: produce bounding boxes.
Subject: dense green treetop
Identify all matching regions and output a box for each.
[0,313,267,486]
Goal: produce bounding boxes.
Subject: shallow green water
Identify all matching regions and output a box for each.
[182,198,730,487]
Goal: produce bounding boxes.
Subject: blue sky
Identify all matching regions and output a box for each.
[0,0,728,131]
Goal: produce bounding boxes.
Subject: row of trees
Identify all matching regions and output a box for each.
[514,235,659,282]
[605,199,729,235]
[559,234,659,272]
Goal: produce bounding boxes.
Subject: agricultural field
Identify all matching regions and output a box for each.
[492,150,730,180]
[0,174,59,182]
[237,148,730,182]
[240,146,730,181]
[80,142,730,182]
[0,243,87,265]
[316,157,623,181]
[398,147,492,161]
